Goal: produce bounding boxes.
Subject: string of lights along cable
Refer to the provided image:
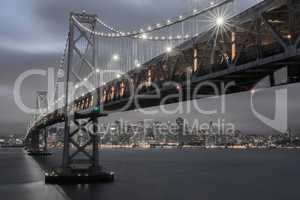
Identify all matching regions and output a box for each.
[45,0,235,115]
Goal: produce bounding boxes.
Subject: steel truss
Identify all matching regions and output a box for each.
[101,0,300,110]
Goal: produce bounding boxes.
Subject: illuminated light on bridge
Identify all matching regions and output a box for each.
[216,17,224,26]
[251,88,262,95]
[135,61,141,68]
[93,106,103,113]
[166,46,173,53]
[112,54,120,61]
[141,33,147,40]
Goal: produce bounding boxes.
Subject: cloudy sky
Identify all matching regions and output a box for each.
[0,0,260,135]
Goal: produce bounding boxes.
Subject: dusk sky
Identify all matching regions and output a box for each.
[0,0,260,135]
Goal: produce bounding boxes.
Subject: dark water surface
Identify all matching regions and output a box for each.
[0,148,300,200]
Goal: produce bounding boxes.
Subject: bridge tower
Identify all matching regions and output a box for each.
[45,12,113,183]
[27,91,51,156]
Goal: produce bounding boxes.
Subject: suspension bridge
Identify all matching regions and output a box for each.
[24,0,300,183]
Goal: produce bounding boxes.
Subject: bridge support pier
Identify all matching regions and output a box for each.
[45,115,114,184]
[27,128,51,156]
[176,117,185,149]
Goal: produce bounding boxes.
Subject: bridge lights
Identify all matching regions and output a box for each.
[166,46,173,53]
[112,54,120,61]
[176,84,182,91]
[141,33,147,40]
[95,68,100,73]
[93,106,103,113]
[135,59,141,68]
[216,17,224,26]
[209,10,229,31]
